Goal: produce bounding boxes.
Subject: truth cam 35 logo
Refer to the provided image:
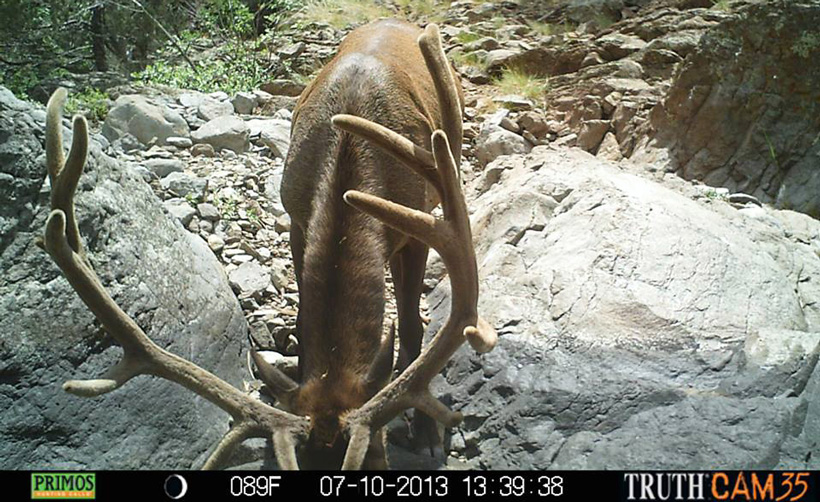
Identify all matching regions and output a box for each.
[624,472,812,502]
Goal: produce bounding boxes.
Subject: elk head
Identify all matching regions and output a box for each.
[40,21,496,471]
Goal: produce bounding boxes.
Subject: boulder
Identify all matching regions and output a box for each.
[197,98,234,121]
[247,119,291,159]
[160,172,208,199]
[432,146,820,469]
[0,87,248,469]
[102,94,189,148]
[259,80,306,97]
[142,158,184,178]
[231,92,258,115]
[640,1,820,217]
[191,116,250,153]
[474,124,532,167]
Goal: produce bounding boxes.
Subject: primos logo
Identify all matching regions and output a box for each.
[31,473,95,499]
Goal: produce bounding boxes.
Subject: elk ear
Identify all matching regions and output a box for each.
[364,321,396,397]
[251,349,300,410]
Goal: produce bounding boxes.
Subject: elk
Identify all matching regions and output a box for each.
[41,20,496,470]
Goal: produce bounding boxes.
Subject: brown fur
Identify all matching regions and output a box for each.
[280,19,463,467]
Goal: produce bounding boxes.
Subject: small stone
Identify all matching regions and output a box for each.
[166,136,193,149]
[163,198,196,226]
[602,92,622,117]
[229,261,271,297]
[577,120,610,152]
[518,112,549,138]
[231,254,254,264]
[597,132,622,161]
[187,216,200,233]
[208,234,225,254]
[260,80,306,97]
[274,214,291,233]
[465,36,500,52]
[581,51,605,68]
[197,202,221,221]
[143,158,184,178]
[192,143,215,157]
[474,124,532,166]
[499,116,521,134]
[269,258,289,293]
[728,193,762,207]
[273,109,292,120]
[248,322,276,350]
[278,42,306,59]
[160,172,208,199]
[191,116,250,153]
[553,133,578,147]
[231,92,258,115]
[493,95,534,111]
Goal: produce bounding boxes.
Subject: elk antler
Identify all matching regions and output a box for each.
[41,88,310,470]
[332,24,498,470]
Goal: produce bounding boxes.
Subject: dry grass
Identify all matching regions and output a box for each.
[526,20,576,37]
[295,0,453,28]
[491,67,549,101]
[296,0,392,28]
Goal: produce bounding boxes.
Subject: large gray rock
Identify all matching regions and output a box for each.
[474,123,532,167]
[102,94,189,148]
[248,119,291,159]
[0,87,248,469]
[639,1,820,217]
[197,98,234,121]
[433,146,820,469]
[191,116,250,153]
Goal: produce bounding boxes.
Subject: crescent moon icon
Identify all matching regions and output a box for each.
[165,474,189,500]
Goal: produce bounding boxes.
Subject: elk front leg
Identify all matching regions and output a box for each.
[390,238,440,455]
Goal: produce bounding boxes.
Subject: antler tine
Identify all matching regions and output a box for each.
[418,23,463,169]
[42,89,310,470]
[46,88,87,256]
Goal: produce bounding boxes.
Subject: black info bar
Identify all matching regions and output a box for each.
[4,470,818,501]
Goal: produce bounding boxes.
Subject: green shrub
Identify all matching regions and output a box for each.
[792,32,820,59]
[134,41,266,95]
[65,87,110,123]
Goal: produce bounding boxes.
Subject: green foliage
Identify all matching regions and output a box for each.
[450,50,487,71]
[792,32,820,59]
[216,196,239,220]
[763,131,779,168]
[710,0,732,11]
[198,0,255,38]
[0,1,295,100]
[264,0,301,28]
[0,65,40,100]
[135,38,267,94]
[65,87,110,122]
[455,31,483,45]
[592,12,616,30]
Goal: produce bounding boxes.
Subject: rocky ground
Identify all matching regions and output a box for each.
[4,0,820,470]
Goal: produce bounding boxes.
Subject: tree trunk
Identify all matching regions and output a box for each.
[91,4,108,71]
